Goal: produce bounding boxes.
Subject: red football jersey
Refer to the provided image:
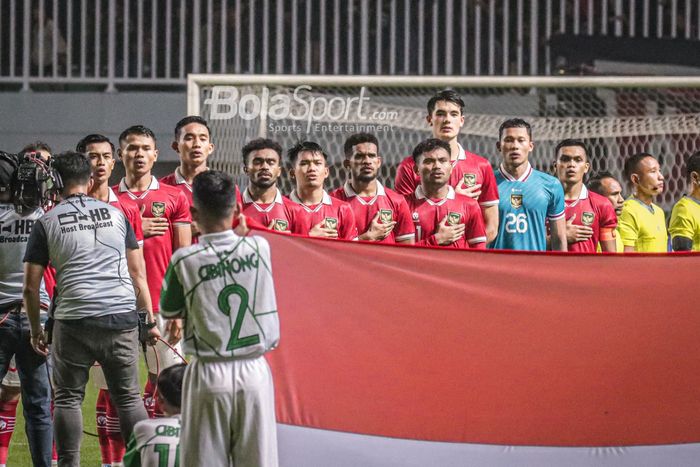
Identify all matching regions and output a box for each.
[160,169,193,206]
[114,177,191,312]
[289,190,358,240]
[405,186,487,249]
[394,144,499,208]
[564,185,618,253]
[330,181,414,244]
[241,188,306,234]
[108,188,143,244]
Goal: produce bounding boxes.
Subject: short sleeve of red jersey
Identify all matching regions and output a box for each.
[464,199,487,248]
[172,191,192,224]
[595,193,618,230]
[122,202,144,243]
[476,158,499,206]
[393,157,419,196]
[392,193,416,242]
[339,203,358,240]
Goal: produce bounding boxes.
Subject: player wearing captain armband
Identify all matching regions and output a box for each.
[553,139,617,253]
[123,364,185,467]
[669,152,700,251]
[287,141,358,240]
[404,139,486,249]
[588,172,626,253]
[394,90,499,242]
[330,133,414,244]
[115,125,191,419]
[618,153,668,252]
[160,171,280,467]
[240,138,306,234]
[491,119,567,251]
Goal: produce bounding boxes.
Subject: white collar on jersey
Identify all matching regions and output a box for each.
[414,185,456,205]
[498,162,533,182]
[173,168,193,191]
[243,187,283,205]
[565,185,589,208]
[107,187,119,203]
[342,180,386,205]
[118,176,159,193]
[455,143,468,161]
[289,189,332,206]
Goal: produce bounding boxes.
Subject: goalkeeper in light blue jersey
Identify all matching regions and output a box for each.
[490,119,567,251]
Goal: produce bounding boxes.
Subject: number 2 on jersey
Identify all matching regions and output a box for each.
[217,284,261,351]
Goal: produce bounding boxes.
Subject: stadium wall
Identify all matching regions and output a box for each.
[0,91,184,174]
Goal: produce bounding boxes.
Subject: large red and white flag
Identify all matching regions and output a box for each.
[259,232,700,466]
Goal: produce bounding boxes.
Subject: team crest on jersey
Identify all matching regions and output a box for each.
[151,202,166,217]
[412,212,419,221]
[510,194,523,209]
[581,211,595,226]
[324,217,338,230]
[447,212,461,225]
[463,173,477,188]
[379,209,393,223]
[272,219,288,231]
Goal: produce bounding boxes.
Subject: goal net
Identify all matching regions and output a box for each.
[188,75,700,211]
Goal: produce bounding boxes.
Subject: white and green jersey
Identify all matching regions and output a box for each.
[123,416,181,467]
[160,231,279,359]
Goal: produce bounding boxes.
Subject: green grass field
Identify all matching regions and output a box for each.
[8,361,149,466]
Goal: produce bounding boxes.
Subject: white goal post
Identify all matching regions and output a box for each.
[187,74,700,211]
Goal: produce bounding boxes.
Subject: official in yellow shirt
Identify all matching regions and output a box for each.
[669,153,700,251]
[617,153,668,252]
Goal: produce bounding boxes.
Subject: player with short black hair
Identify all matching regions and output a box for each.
[394,90,499,242]
[288,141,358,240]
[331,133,414,244]
[553,139,617,252]
[122,364,186,467]
[24,151,159,466]
[76,134,115,155]
[240,138,305,234]
[161,116,215,213]
[161,170,280,467]
[618,152,667,252]
[405,139,486,249]
[669,152,700,251]
[115,125,191,418]
[588,171,625,217]
[588,171,625,252]
[491,118,567,251]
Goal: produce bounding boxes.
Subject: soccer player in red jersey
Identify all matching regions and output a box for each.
[394,90,499,242]
[160,116,213,207]
[288,141,358,240]
[79,134,144,244]
[79,133,149,465]
[115,125,190,417]
[554,139,617,253]
[160,116,214,242]
[330,133,414,244]
[405,139,487,249]
[240,138,306,234]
